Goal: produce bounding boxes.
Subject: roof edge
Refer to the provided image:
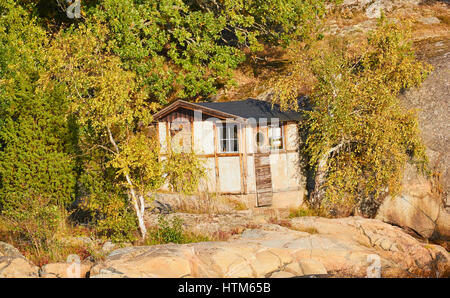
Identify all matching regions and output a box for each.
[153,100,246,121]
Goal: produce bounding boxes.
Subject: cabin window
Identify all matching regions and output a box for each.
[269,123,284,150]
[218,124,238,153]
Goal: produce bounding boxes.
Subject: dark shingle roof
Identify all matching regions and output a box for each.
[195,98,301,121]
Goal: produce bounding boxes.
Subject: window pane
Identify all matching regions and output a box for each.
[218,125,223,140]
[272,127,281,138]
[256,132,265,147]
[222,140,227,152]
[233,139,238,152]
[217,123,239,153]
[269,125,283,149]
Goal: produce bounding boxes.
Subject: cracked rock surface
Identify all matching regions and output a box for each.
[90,217,450,278]
[0,242,39,278]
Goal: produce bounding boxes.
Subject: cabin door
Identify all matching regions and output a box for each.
[254,128,273,206]
[254,153,273,206]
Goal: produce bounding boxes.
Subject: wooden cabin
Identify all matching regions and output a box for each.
[153,98,306,208]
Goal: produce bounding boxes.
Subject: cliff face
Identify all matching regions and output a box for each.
[376,38,450,241]
[403,39,450,210]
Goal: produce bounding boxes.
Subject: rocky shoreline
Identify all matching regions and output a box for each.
[1,216,448,278]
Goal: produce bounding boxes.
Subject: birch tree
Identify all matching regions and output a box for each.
[273,17,431,217]
[40,24,162,239]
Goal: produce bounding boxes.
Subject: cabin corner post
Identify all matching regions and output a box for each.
[241,122,248,195]
[213,121,220,192]
[238,123,245,195]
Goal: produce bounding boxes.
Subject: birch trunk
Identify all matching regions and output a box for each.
[107,128,147,239]
[310,142,346,209]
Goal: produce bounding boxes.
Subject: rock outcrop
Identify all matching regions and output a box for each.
[338,0,422,18]
[144,209,285,240]
[39,261,92,278]
[376,164,448,240]
[0,242,39,278]
[377,40,450,240]
[90,217,450,278]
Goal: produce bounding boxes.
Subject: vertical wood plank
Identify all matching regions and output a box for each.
[191,120,194,153]
[213,122,220,192]
[165,121,170,151]
[238,124,244,194]
[242,124,248,194]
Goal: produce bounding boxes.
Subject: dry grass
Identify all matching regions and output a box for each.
[267,216,320,234]
[171,192,223,214]
[289,206,322,218]
[214,45,291,101]
[210,223,262,241]
[0,220,104,267]
[268,217,292,228]
[168,192,250,214]
[429,153,446,203]
[222,196,249,211]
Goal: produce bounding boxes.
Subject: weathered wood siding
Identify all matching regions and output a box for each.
[254,153,273,206]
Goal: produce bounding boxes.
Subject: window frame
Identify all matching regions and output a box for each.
[217,123,239,153]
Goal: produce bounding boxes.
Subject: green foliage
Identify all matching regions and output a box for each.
[84,0,335,102]
[289,206,322,218]
[110,133,164,196]
[0,0,76,249]
[151,215,184,244]
[1,196,66,254]
[0,85,76,209]
[146,215,210,245]
[77,168,138,243]
[274,17,430,217]
[163,150,206,195]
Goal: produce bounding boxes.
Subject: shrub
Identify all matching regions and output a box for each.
[289,206,322,218]
[145,215,210,245]
[77,169,139,243]
[1,197,65,254]
[164,151,206,195]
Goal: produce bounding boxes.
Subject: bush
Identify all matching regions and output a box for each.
[77,169,139,243]
[164,151,206,195]
[1,197,65,253]
[273,17,430,217]
[0,1,77,261]
[145,215,210,245]
[289,206,323,218]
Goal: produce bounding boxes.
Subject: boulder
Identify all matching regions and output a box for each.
[40,261,92,278]
[419,17,441,25]
[336,0,422,18]
[269,271,295,278]
[298,259,328,275]
[101,241,117,254]
[365,1,386,19]
[0,241,23,258]
[90,217,449,278]
[376,163,450,240]
[0,241,39,278]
